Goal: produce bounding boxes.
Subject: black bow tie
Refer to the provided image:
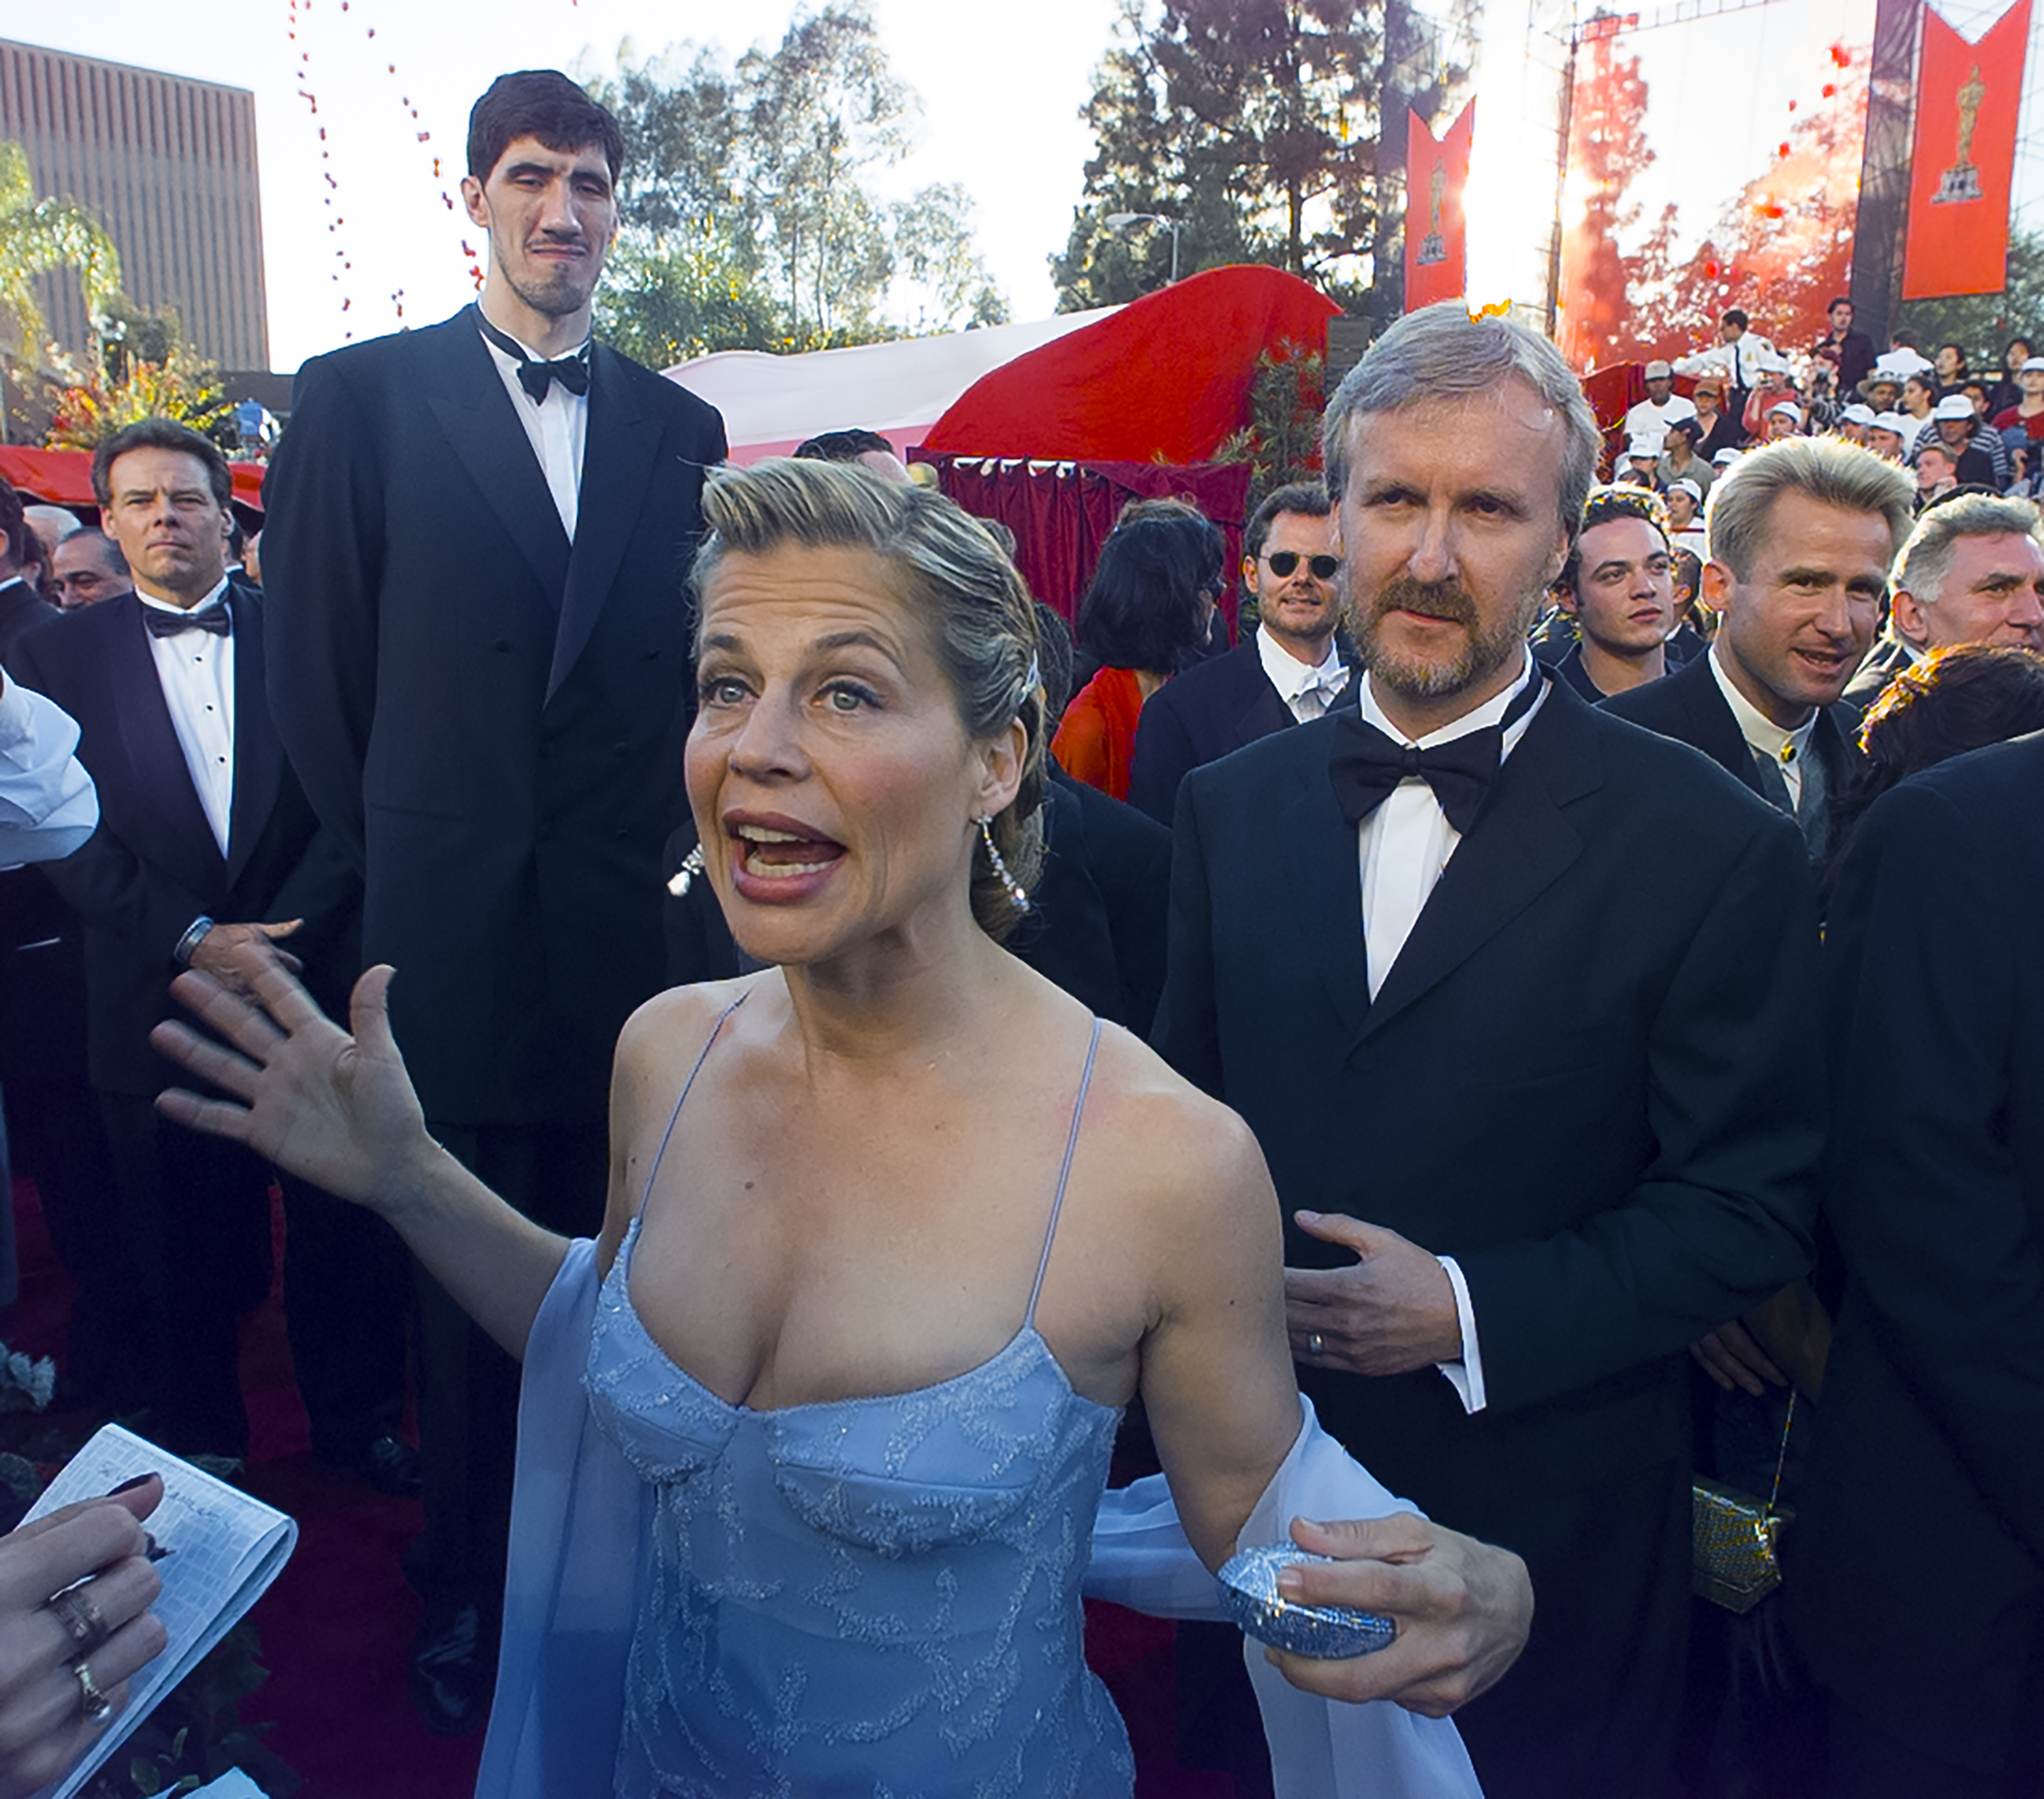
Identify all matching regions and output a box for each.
[1329,674,1544,834]
[142,602,230,639]
[474,307,591,402]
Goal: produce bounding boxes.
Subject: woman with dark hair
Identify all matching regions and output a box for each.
[1988,336,2035,416]
[1051,504,1222,801]
[1827,644,2044,879]
[1934,342,1970,388]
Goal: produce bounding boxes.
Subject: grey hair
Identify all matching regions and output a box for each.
[690,457,1044,942]
[1320,301,1602,542]
[1893,492,2044,608]
[1704,436,1916,581]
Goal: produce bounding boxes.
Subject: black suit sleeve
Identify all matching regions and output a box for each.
[1128,688,1197,826]
[1824,774,2044,1567]
[1148,773,1224,1097]
[1457,813,1823,1411]
[260,355,386,874]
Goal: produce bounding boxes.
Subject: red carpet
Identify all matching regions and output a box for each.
[3,1177,1243,1797]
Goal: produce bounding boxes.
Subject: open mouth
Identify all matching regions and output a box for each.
[732,822,846,880]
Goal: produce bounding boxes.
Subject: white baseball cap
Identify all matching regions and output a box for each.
[1932,394,1975,420]
[1713,448,1744,466]
[1669,478,1703,502]
[1872,411,1910,435]
[1626,435,1662,460]
[1767,401,1805,424]
[1841,403,1878,426]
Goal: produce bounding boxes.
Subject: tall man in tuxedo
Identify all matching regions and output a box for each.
[1792,730,2044,1796]
[1153,303,1821,1798]
[261,70,726,1732]
[1128,482,1350,824]
[9,420,405,1465]
[1602,437,1914,870]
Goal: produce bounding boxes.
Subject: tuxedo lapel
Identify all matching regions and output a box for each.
[548,346,661,702]
[1279,725,1371,1041]
[423,316,572,604]
[1675,654,1763,795]
[224,584,282,887]
[1233,665,1295,748]
[1357,683,1596,1044]
[102,597,225,898]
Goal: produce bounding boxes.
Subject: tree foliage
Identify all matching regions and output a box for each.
[0,142,122,368]
[1052,0,1469,316]
[585,5,1007,361]
[1893,231,2044,366]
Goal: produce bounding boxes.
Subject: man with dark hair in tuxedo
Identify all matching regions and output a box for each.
[1128,481,1349,823]
[260,69,727,1732]
[9,419,405,1472]
[1153,302,1821,1798]
[0,484,57,659]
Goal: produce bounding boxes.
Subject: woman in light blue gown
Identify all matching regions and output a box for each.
[152,458,1530,1796]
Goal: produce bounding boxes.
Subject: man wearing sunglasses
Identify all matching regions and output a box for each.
[1128,482,1351,823]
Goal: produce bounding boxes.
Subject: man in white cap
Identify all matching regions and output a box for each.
[1665,478,1708,554]
[1919,394,1998,485]
[1764,400,1806,441]
[1624,360,1697,444]
[1866,413,1910,461]
[1833,403,1877,446]
[1619,435,1662,488]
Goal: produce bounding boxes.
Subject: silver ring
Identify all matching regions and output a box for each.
[47,1589,110,1657]
[73,1658,112,1728]
[1306,1332,1325,1358]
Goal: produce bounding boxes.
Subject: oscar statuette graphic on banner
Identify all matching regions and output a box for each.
[1903,0,2030,298]
[1404,101,1474,309]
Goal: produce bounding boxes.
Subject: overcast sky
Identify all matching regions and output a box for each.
[18,0,1124,371]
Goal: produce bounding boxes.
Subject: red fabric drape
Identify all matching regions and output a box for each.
[0,445,268,514]
[922,266,1340,466]
[918,456,1254,637]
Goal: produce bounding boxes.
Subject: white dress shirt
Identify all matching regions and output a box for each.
[1353,650,1549,1413]
[1254,626,1348,722]
[1675,332,1777,390]
[141,578,235,856]
[0,678,97,865]
[1707,644,1816,807]
[479,320,590,540]
[1622,394,1698,446]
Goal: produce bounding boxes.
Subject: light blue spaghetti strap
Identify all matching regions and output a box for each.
[636,994,747,1218]
[1025,1017,1104,1326]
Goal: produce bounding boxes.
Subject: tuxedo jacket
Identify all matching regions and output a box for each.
[1793,732,2044,1776]
[261,311,728,1125]
[1840,630,1913,706]
[0,578,59,661]
[663,770,1174,1036]
[1599,646,1861,830]
[7,586,358,1097]
[1152,678,1821,1521]
[1127,638,1354,825]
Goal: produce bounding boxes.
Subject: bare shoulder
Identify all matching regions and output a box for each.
[1077,1025,1276,1239]
[613,977,769,1124]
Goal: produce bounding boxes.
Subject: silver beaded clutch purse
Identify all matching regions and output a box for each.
[1215,1544,1397,1659]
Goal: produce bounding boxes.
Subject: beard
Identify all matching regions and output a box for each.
[1349,574,1540,701]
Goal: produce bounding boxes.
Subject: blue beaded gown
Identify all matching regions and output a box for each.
[581,1001,1136,1796]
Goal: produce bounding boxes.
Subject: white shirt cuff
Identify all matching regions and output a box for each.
[1434,1255,1487,1414]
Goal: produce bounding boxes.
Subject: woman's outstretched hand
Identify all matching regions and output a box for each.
[1265,1514,1532,1717]
[151,959,437,1211]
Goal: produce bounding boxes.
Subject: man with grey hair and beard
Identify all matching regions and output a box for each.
[1153,300,1823,1798]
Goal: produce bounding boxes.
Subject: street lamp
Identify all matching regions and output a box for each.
[1104,210,1183,285]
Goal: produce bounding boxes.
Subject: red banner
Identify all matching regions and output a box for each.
[1405,101,1474,310]
[1902,0,2029,299]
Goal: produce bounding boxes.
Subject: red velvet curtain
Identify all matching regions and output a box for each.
[918,455,1253,639]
